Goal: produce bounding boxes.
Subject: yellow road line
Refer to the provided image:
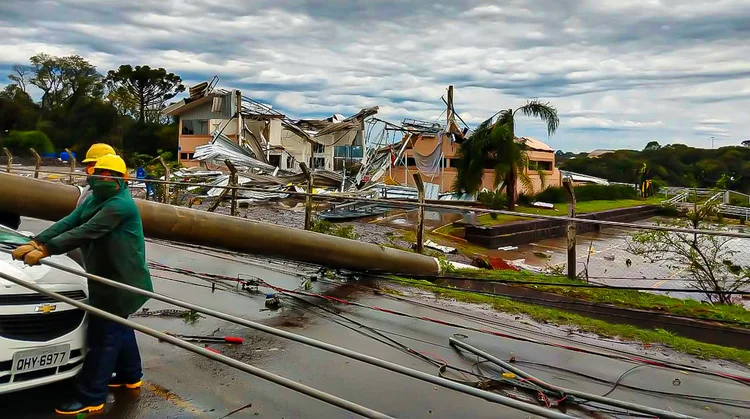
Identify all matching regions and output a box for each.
[143,381,201,414]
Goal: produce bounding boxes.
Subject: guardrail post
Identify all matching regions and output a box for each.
[64,148,76,185]
[300,163,313,230]
[2,148,11,173]
[29,148,41,178]
[412,172,425,254]
[225,159,239,216]
[562,177,577,279]
[158,157,170,204]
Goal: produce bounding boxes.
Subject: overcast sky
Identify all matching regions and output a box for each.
[2,0,749,151]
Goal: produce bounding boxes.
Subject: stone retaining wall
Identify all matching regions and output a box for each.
[464,205,659,248]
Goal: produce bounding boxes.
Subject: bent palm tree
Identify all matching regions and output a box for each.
[453,100,559,210]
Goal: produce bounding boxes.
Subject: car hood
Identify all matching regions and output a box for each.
[0,251,86,291]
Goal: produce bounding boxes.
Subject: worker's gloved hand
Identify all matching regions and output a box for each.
[12,242,40,261]
[23,246,49,266]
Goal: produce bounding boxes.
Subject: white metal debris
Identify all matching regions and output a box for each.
[193,133,277,172]
[424,240,457,254]
[497,246,519,251]
[531,201,555,209]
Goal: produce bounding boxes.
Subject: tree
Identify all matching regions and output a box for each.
[560,145,750,194]
[105,65,185,123]
[644,141,661,151]
[453,100,559,210]
[27,53,103,112]
[742,140,750,148]
[0,85,37,132]
[627,200,750,305]
[107,85,139,118]
[8,64,30,93]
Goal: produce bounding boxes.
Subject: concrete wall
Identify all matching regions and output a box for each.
[463,206,659,248]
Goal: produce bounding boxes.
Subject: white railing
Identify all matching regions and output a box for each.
[664,191,688,204]
[704,192,723,206]
[717,204,750,219]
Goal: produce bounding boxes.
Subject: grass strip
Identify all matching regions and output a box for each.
[388,276,750,364]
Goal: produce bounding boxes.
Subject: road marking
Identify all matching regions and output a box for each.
[652,279,668,288]
[144,381,202,414]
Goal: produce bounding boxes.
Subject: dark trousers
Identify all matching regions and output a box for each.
[145,182,154,199]
[77,316,143,404]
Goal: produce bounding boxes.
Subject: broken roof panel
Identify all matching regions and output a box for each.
[193,133,277,172]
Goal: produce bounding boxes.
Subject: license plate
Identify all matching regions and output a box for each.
[11,345,70,374]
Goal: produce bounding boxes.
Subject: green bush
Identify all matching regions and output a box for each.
[477,190,508,218]
[0,130,54,155]
[534,187,567,203]
[573,184,638,201]
[651,178,667,194]
[729,196,750,207]
[311,219,359,240]
[517,193,533,206]
[657,204,682,217]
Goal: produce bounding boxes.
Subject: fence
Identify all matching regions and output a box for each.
[2,154,750,305]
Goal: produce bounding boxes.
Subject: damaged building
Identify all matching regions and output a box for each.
[163,81,377,175]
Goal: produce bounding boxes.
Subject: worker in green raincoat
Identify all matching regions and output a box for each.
[12,154,153,415]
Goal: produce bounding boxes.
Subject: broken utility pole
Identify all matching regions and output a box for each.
[2,148,11,173]
[64,148,76,185]
[226,159,239,216]
[413,172,426,254]
[30,148,41,178]
[158,156,170,204]
[563,178,577,279]
[300,163,313,230]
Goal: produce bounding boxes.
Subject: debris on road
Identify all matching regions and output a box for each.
[166,333,244,344]
[425,239,457,254]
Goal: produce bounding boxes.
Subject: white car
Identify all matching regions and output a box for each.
[0,225,87,394]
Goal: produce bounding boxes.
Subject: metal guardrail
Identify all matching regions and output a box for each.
[718,204,750,219]
[664,191,688,204]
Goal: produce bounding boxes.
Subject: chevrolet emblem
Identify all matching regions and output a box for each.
[35,304,57,314]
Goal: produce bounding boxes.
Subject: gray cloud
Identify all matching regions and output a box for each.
[1,0,750,151]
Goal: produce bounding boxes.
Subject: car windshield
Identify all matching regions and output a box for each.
[0,225,30,246]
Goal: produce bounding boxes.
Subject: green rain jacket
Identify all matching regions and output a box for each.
[34,185,153,317]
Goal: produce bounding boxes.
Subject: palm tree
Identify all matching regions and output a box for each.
[453,100,559,210]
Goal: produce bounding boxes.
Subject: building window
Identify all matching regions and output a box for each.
[529,160,553,171]
[182,120,209,135]
[313,144,326,154]
[313,157,326,169]
[180,152,195,160]
[269,154,281,167]
[334,146,364,159]
[406,157,416,167]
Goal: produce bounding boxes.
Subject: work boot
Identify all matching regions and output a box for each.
[54,399,104,415]
[107,377,143,389]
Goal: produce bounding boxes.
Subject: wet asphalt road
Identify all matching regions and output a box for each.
[1,217,749,418]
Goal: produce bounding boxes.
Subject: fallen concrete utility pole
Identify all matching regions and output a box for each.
[6,252,574,419]
[0,269,394,419]
[448,337,697,419]
[0,173,439,275]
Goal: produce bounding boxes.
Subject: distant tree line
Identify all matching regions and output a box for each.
[0,53,185,161]
[559,141,750,193]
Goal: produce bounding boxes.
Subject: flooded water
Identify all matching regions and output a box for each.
[484,217,750,304]
[373,208,464,230]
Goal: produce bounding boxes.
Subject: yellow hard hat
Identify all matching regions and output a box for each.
[82,143,116,163]
[94,154,127,176]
